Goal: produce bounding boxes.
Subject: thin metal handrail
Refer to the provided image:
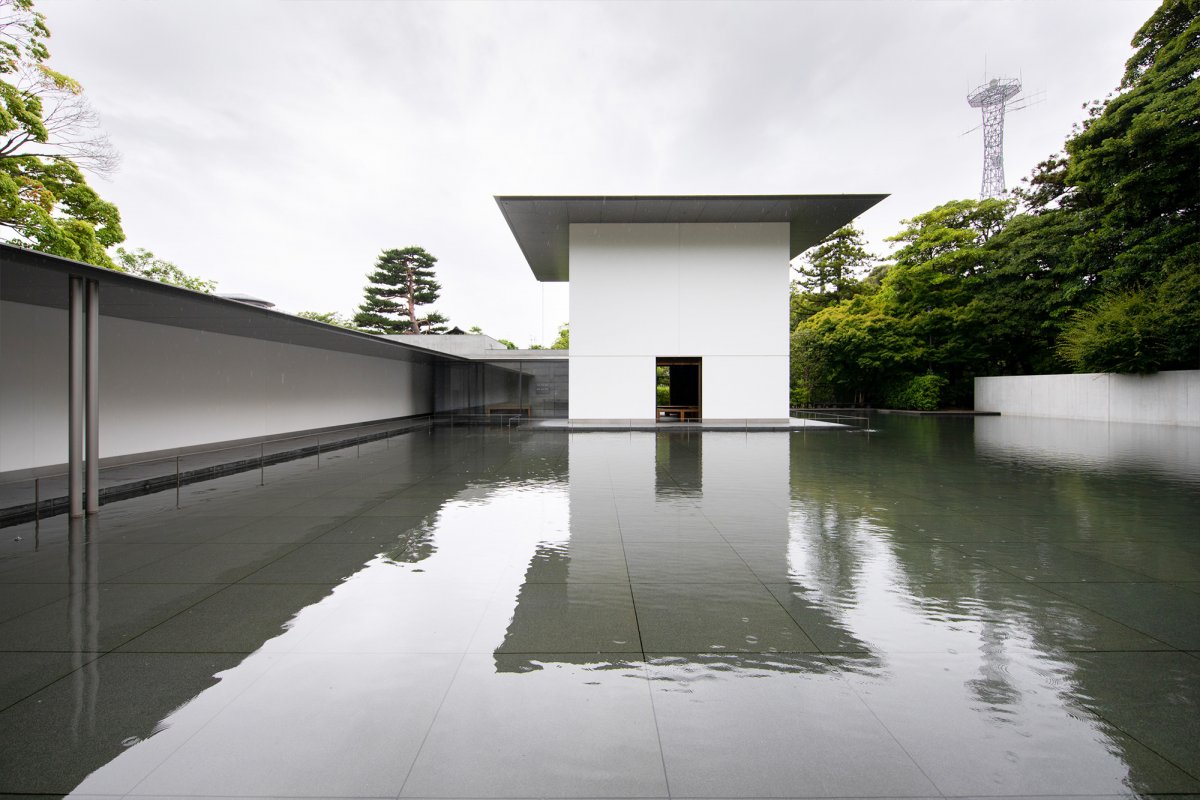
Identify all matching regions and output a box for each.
[2,416,438,523]
[0,415,436,490]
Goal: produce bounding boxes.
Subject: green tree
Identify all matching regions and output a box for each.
[794,224,874,296]
[296,310,363,330]
[791,225,875,327]
[353,247,448,334]
[791,1,1200,401]
[1051,0,1200,371]
[0,0,123,267]
[792,295,918,407]
[549,323,569,350]
[114,246,215,293]
[497,338,517,350]
[791,199,1012,408]
[971,204,1094,375]
[1056,290,1167,373]
[882,198,1013,404]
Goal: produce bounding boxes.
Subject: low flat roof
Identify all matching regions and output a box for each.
[495,194,888,282]
[0,244,459,365]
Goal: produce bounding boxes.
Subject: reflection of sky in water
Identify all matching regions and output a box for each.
[59,422,1199,797]
[73,482,573,796]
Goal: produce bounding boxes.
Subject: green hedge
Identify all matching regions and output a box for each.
[884,374,948,411]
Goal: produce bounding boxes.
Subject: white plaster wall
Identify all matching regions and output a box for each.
[974,371,1199,427]
[568,223,790,421]
[0,300,434,471]
[568,356,654,420]
[0,300,65,472]
[701,356,790,421]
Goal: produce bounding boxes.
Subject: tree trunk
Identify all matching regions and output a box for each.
[405,268,419,333]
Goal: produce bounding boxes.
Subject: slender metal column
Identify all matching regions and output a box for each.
[85,280,100,513]
[68,277,85,517]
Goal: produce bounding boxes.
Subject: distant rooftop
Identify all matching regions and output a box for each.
[495,194,888,281]
[218,293,275,308]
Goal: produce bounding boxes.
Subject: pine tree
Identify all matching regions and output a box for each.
[353,247,449,334]
[794,225,874,297]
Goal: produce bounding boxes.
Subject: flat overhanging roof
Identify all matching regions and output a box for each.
[495,194,888,282]
[0,244,461,365]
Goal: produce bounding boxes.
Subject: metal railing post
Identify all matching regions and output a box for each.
[260,443,265,486]
[175,456,181,508]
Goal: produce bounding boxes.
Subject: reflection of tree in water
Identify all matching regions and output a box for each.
[965,625,1024,722]
[786,417,1191,790]
[382,519,439,566]
[787,500,876,608]
[381,432,571,567]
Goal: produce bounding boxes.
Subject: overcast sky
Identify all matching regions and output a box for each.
[39,0,1157,346]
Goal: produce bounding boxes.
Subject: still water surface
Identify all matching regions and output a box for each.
[0,416,1197,798]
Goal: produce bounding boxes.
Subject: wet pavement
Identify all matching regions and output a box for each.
[0,417,1197,799]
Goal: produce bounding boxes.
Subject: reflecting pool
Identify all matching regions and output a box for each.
[0,417,1197,799]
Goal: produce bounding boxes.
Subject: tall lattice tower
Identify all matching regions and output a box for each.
[967,77,1022,199]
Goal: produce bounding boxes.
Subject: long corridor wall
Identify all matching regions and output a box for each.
[0,300,435,471]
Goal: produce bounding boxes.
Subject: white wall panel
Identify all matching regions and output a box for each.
[569,224,681,357]
[701,356,790,420]
[0,301,68,472]
[0,300,434,471]
[677,224,789,357]
[568,222,790,420]
[568,356,655,420]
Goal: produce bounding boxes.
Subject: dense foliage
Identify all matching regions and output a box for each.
[0,0,123,266]
[295,310,364,330]
[792,0,1199,408]
[114,247,215,293]
[354,247,449,334]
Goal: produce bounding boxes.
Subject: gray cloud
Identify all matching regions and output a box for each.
[39,0,1157,343]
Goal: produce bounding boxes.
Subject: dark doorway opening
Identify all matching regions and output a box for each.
[656,357,701,421]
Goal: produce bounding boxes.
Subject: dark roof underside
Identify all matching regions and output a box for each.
[495,194,888,282]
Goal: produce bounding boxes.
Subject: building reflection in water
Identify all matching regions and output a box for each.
[29,424,1194,798]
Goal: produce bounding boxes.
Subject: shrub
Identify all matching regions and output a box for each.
[1056,290,1165,374]
[884,374,948,411]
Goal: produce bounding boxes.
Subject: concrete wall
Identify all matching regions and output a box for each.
[568,222,791,421]
[974,371,1199,427]
[0,300,434,471]
[433,361,523,414]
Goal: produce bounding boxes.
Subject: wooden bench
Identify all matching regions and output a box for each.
[656,405,700,421]
[486,404,531,417]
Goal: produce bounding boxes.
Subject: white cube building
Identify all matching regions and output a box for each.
[496,195,885,424]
